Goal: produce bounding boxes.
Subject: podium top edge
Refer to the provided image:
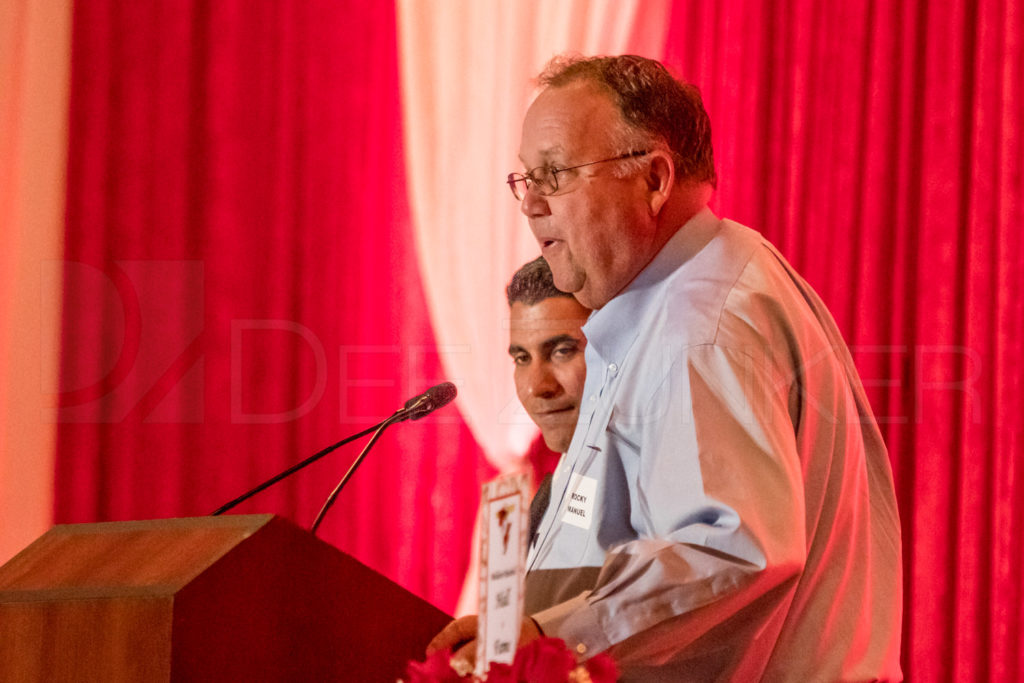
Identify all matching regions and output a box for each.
[0,514,293,594]
[47,514,278,535]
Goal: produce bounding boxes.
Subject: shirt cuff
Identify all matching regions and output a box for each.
[530,592,611,661]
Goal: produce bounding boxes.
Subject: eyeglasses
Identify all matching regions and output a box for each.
[506,150,650,200]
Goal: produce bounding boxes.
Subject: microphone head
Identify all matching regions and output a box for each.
[425,381,457,408]
[403,382,457,421]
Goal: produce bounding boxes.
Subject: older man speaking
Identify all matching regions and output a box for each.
[434,55,902,682]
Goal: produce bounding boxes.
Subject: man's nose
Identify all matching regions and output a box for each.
[520,185,551,218]
[526,363,560,398]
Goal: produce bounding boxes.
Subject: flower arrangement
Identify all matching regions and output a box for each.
[404,637,618,683]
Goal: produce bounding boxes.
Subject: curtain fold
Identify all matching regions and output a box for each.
[0,0,71,564]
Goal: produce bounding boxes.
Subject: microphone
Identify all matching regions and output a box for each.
[397,381,457,422]
[210,382,458,517]
[309,382,458,534]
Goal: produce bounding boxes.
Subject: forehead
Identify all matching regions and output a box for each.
[519,81,622,162]
[509,298,590,339]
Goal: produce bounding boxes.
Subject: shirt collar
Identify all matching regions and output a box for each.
[582,207,721,364]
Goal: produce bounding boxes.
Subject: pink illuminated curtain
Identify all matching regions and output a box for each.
[396,0,671,470]
[51,1,1023,680]
[0,0,70,564]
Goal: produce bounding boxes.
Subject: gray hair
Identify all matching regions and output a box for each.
[538,54,717,187]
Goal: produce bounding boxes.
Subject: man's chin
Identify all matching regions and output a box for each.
[542,431,573,455]
[545,263,581,296]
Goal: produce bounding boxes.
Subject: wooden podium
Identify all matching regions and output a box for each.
[0,514,451,682]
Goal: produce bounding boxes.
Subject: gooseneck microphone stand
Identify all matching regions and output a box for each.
[210,382,458,529]
[308,411,405,535]
[209,422,386,517]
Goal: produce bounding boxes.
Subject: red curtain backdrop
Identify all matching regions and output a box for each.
[660,2,1024,679]
[56,0,494,610]
[54,1,1023,680]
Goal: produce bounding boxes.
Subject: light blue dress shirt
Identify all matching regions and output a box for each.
[524,208,903,682]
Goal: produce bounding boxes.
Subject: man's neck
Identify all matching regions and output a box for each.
[656,181,713,244]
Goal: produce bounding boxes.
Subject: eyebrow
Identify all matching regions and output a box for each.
[518,146,566,166]
[508,334,581,359]
[540,334,581,353]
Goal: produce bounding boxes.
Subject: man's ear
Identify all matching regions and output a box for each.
[645,151,675,216]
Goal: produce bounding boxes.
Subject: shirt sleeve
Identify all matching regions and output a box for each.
[530,342,809,667]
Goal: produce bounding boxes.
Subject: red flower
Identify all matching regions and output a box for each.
[403,648,465,683]
[510,637,576,682]
[479,660,516,682]
[582,652,619,682]
[402,636,619,682]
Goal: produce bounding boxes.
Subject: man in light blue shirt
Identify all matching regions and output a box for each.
[434,55,903,681]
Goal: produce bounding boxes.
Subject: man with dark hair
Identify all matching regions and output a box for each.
[453,256,590,617]
[506,254,569,306]
[505,257,591,455]
[434,54,902,681]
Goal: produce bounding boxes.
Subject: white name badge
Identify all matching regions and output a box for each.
[561,472,598,530]
[476,473,529,676]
